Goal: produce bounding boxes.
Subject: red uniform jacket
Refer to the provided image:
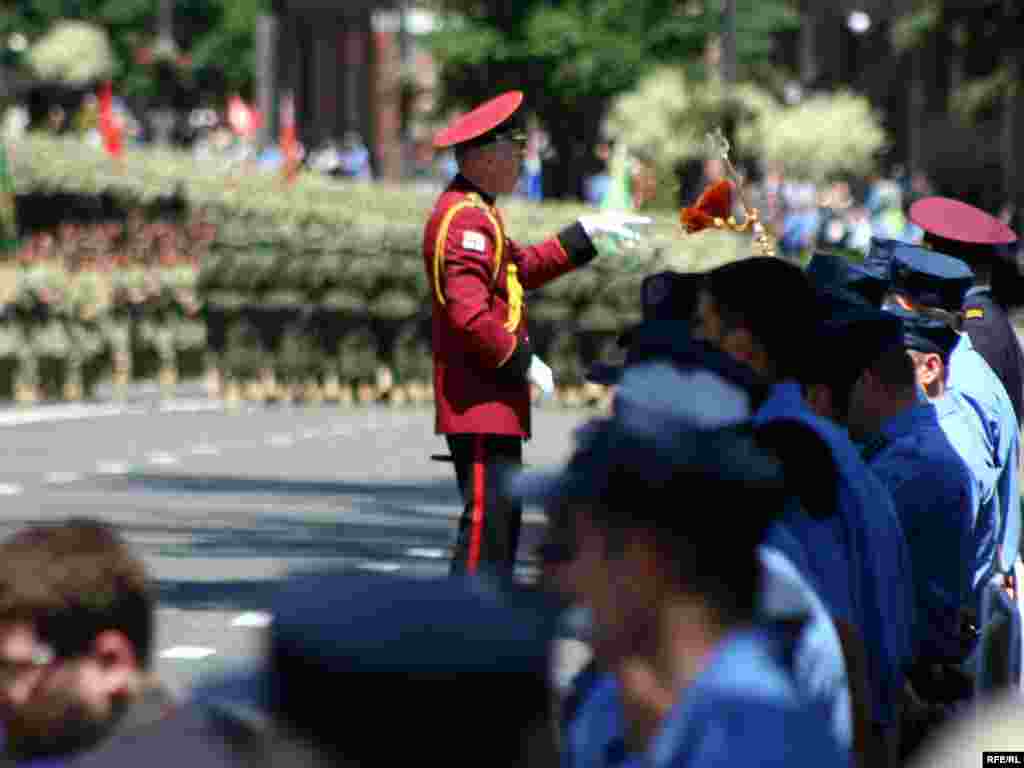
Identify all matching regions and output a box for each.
[423,175,596,437]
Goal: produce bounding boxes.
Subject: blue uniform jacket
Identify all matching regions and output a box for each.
[868,403,976,661]
[647,626,850,768]
[934,391,1001,609]
[562,547,852,768]
[563,672,640,768]
[753,381,915,728]
[963,286,1024,428]
[949,334,1021,576]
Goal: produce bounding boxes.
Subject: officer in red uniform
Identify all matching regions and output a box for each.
[909,197,1024,427]
[424,91,647,577]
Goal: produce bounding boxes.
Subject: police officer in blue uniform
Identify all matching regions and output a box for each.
[887,307,999,627]
[570,319,853,766]
[887,244,1020,584]
[909,197,1024,428]
[805,260,974,665]
[821,307,976,665]
[509,360,850,768]
[878,305,990,757]
[691,257,913,765]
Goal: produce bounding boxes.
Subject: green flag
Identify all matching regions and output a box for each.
[0,143,17,254]
[600,141,633,212]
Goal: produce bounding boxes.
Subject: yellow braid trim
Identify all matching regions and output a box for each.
[504,263,523,333]
[432,193,504,305]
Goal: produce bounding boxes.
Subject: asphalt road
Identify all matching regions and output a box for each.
[0,394,587,696]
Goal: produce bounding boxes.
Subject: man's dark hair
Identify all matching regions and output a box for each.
[808,339,917,423]
[867,344,917,400]
[0,518,154,666]
[586,426,787,627]
[705,258,821,382]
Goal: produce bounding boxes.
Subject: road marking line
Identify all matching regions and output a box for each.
[159,646,217,660]
[159,400,226,414]
[190,444,221,456]
[406,547,446,559]
[356,562,401,573]
[265,434,294,447]
[231,612,273,629]
[44,472,81,485]
[0,403,130,428]
[0,483,22,496]
[96,461,131,475]
[147,452,180,467]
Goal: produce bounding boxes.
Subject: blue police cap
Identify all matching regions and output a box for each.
[616,270,703,348]
[865,237,904,280]
[585,319,768,404]
[888,242,974,311]
[883,305,960,362]
[509,361,782,510]
[72,573,561,768]
[814,306,906,398]
[267,572,559,760]
[807,250,889,310]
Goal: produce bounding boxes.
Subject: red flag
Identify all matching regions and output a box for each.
[279,92,300,182]
[98,80,123,159]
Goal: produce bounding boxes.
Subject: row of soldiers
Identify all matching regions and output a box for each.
[1,217,611,408]
[2,218,205,402]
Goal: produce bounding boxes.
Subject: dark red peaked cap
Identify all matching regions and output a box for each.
[433,91,524,149]
[909,196,1018,245]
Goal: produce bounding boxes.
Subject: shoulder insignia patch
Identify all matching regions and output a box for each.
[462,230,487,252]
[965,308,985,320]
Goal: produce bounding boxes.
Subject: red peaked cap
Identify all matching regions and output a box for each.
[909,197,1018,245]
[433,91,524,149]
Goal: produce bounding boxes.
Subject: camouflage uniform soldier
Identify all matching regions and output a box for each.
[64,242,109,401]
[0,145,23,397]
[0,245,22,400]
[11,239,38,402]
[15,234,70,402]
[136,236,178,396]
[105,246,145,397]
[166,246,207,384]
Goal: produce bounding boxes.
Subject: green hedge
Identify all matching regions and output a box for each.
[8,136,755,389]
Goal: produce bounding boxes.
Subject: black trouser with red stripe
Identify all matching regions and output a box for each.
[446,434,524,577]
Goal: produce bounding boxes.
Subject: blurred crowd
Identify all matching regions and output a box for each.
[753,166,935,260]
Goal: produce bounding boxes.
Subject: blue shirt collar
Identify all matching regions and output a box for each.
[647,627,796,768]
[880,402,938,442]
[932,392,960,420]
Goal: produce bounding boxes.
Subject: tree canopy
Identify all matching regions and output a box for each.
[427,0,799,198]
[1,0,268,105]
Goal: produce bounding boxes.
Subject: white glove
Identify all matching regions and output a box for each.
[578,212,652,245]
[528,355,555,399]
